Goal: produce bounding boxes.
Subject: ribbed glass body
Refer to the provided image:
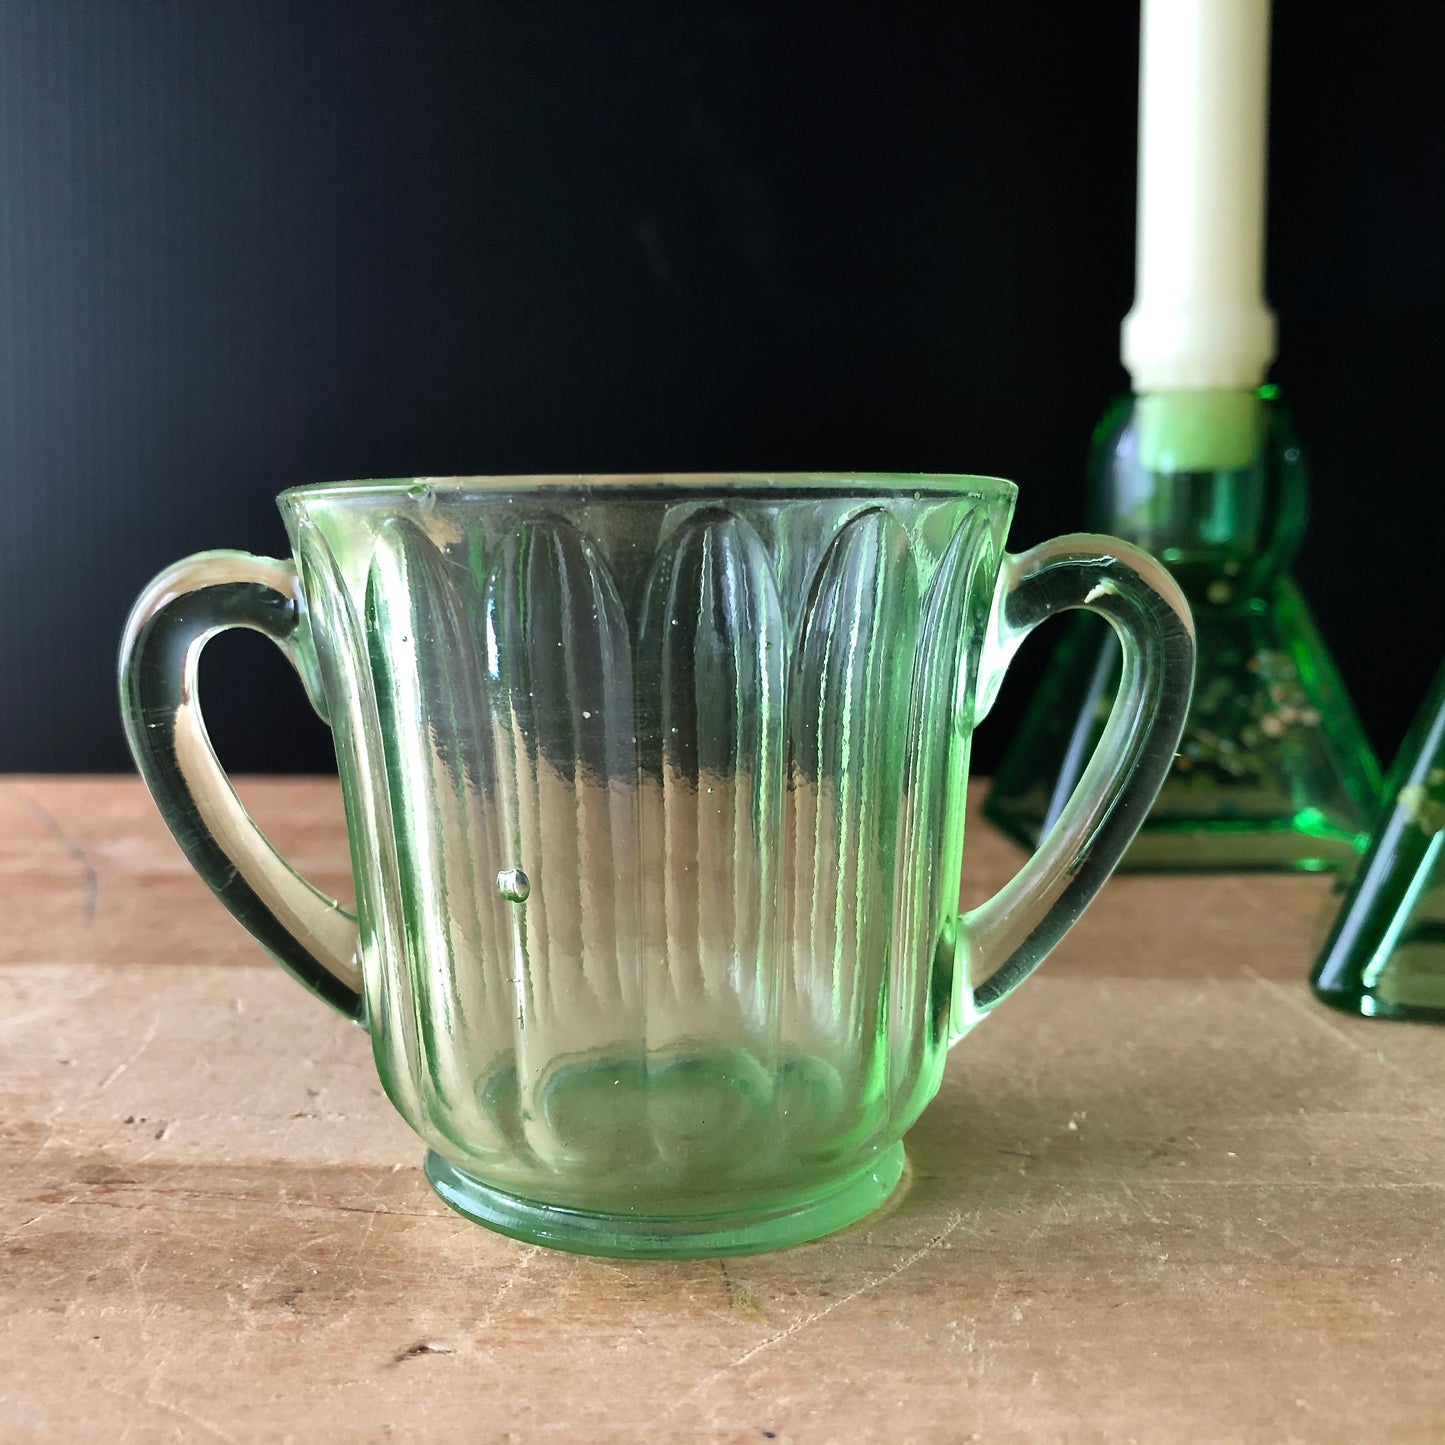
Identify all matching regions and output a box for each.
[288,479,1003,1217]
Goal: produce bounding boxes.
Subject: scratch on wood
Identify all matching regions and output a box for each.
[475,1244,541,1330]
[1103,1178,1445,1192]
[666,1209,967,1416]
[7,783,100,924]
[1239,963,1414,1081]
[1119,1180,1169,1226]
[581,1258,635,1282]
[180,1188,433,1220]
[97,1018,159,1091]
[1019,1197,1068,1251]
[1,1194,79,1242]
[95,1379,241,1443]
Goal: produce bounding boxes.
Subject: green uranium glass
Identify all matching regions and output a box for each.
[987,388,1381,871]
[1313,657,1445,1021]
[120,474,1193,1257]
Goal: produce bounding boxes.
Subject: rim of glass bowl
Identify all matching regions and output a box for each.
[278,472,1019,505]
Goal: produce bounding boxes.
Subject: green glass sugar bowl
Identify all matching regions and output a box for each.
[120,473,1193,1257]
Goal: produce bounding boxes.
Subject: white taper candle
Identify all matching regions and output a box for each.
[1122,0,1276,392]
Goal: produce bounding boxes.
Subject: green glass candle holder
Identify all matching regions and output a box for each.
[1313,657,1445,1020]
[986,386,1381,871]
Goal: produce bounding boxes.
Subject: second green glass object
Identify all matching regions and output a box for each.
[987,388,1380,871]
[1313,657,1445,1021]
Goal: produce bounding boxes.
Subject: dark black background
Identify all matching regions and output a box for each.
[1,2,1440,775]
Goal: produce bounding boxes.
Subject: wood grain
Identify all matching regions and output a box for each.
[3,777,1443,1443]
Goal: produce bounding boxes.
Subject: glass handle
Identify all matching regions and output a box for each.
[956,534,1194,1036]
[118,551,364,1021]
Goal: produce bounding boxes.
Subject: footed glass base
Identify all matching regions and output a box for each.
[425,1143,907,1259]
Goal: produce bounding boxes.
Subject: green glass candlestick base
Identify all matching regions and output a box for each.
[1313,659,1445,1020]
[986,388,1381,872]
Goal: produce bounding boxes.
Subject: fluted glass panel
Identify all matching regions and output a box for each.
[291,482,993,1213]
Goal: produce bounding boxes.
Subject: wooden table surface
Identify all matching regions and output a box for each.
[2,777,1443,1443]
